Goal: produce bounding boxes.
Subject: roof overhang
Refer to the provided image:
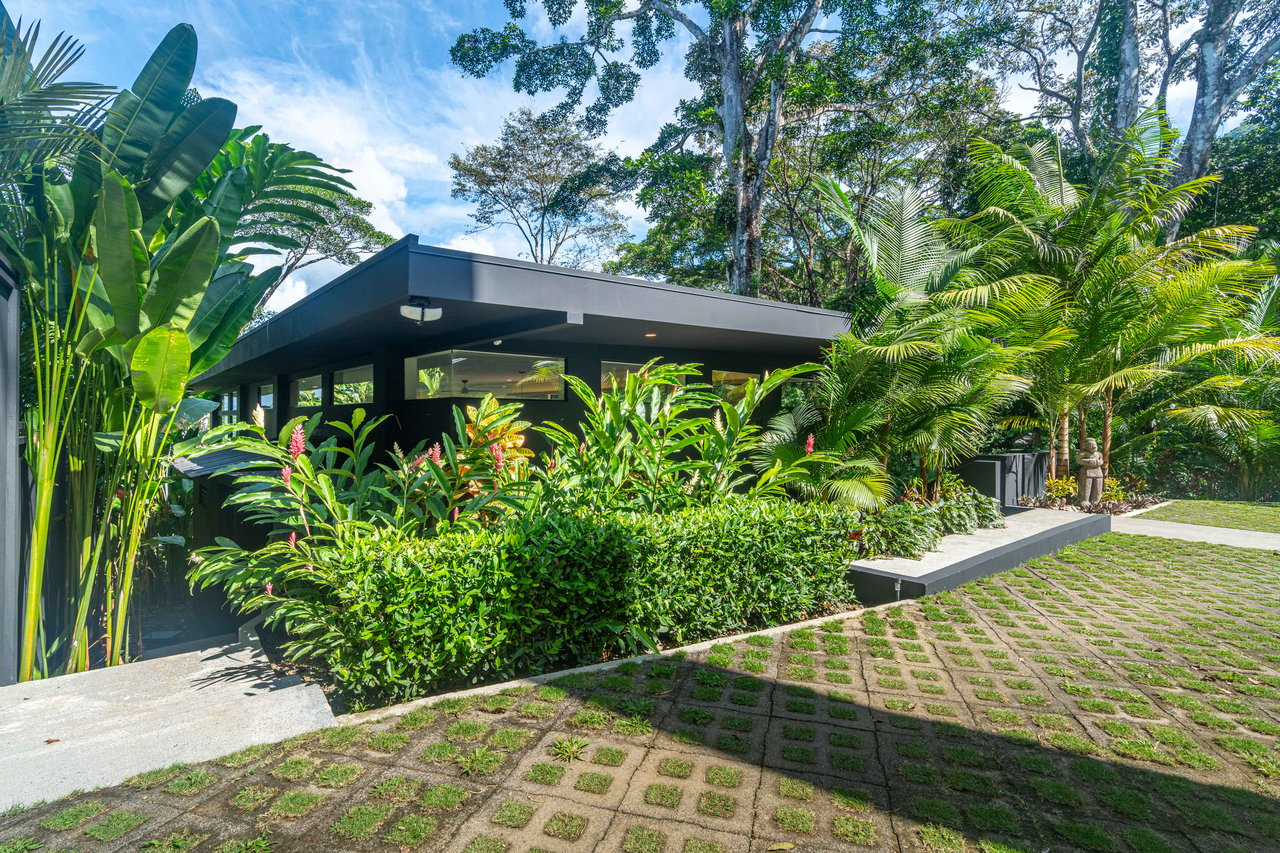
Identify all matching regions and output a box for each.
[194,236,850,389]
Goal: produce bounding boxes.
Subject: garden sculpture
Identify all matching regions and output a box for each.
[1077,437,1104,504]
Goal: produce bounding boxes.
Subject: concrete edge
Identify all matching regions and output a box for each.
[1120,499,1177,518]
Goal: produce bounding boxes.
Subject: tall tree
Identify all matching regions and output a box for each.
[246,188,393,309]
[452,0,997,296]
[449,108,629,269]
[992,0,1280,189]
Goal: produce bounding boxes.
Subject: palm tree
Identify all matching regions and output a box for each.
[962,115,1280,478]
[759,179,1054,504]
[0,16,113,214]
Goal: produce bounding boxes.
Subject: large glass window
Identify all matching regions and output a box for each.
[333,364,374,405]
[258,383,275,409]
[712,369,760,403]
[404,350,565,400]
[290,375,323,407]
[600,361,646,391]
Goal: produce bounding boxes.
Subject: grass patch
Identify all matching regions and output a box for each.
[84,811,148,841]
[331,804,393,839]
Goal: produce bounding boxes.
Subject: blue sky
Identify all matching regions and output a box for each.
[7,1,1212,310]
[8,0,700,307]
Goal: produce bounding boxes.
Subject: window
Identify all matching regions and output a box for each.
[712,369,760,403]
[404,349,565,400]
[333,364,374,405]
[218,390,239,424]
[600,361,646,391]
[258,383,275,409]
[290,375,323,407]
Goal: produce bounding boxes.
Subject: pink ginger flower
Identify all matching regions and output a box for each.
[490,443,504,468]
[452,507,460,522]
[409,453,427,470]
[426,442,442,464]
[804,433,815,455]
[288,424,306,461]
[281,465,292,486]
[578,442,586,455]
[265,582,274,597]
[287,531,297,549]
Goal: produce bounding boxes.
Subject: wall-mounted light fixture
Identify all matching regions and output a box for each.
[400,297,442,324]
[643,332,657,338]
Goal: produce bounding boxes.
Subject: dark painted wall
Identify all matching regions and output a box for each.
[217,337,805,455]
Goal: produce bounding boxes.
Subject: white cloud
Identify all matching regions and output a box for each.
[191,13,699,310]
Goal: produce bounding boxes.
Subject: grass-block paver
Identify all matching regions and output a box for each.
[1138,499,1280,531]
[4,532,1280,852]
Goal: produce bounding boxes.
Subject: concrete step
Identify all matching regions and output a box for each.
[0,641,336,809]
[849,508,1111,604]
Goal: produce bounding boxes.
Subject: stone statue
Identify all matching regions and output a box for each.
[1077,437,1104,504]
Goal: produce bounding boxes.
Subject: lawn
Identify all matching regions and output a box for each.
[2,532,1279,853]
[1138,500,1280,533]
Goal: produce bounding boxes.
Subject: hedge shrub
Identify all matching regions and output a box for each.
[264,497,862,707]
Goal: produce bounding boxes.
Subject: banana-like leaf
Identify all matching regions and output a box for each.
[141,215,220,332]
[136,96,237,220]
[190,264,280,374]
[186,261,253,350]
[130,324,191,411]
[93,171,147,339]
[202,165,249,251]
[173,396,219,430]
[100,24,197,178]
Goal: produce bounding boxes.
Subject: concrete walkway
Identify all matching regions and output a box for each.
[1111,515,1280,549]
[0,640,335,809]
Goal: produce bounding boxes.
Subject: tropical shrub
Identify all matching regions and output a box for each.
[2,22,357,678]
[857,481,1002,559]
[535,360,826,511]
[193,496,865,708]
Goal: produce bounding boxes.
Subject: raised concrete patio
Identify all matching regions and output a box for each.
[848,507,1111,605]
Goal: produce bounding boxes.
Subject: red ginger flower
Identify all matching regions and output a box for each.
[287,531,297,549]
[426,442,442,464]
[281,465,291,486]
[490,443,504,468]
[804,433,815,455]
[288,424,306,461]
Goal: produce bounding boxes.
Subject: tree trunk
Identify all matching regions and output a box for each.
[1114,0,1141,131]
[1076,403,1087,451]
[1047,418,1058,480]
[718,19,754,296]
[1056,410,1071,481]
[1102,387,1114,478]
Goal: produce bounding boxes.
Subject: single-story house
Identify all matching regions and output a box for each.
[191,235,851,449]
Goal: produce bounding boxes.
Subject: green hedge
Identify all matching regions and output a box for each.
[272,497,862,707]
[253,488,1001,708]
[859,488,1003,559]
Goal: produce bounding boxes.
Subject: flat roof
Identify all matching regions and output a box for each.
[194,236,849,388]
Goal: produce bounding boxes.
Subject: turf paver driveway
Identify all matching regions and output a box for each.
[3,532,1280,853]
[1138,500,1280,533]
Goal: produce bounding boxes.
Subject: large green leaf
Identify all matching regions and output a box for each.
[202,165,249,252]
[141,215,219,331]
[186,261,252,350]
[136,96,238,220]
[100,24,197,178]
[191,265,280,374]
[93,171,146,339]
[130,324,191,412]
